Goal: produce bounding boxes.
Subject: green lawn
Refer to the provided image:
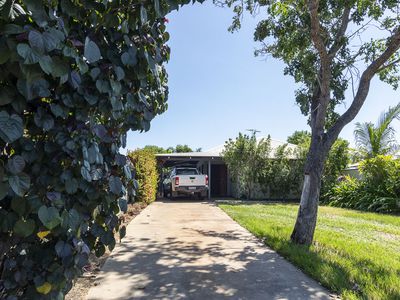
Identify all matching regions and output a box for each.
[219,203,400,300]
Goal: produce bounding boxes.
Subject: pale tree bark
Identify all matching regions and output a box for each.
[291,0,400,245]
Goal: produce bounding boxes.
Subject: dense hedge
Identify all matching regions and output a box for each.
[128,149,158,204]
[328,156,400,213]
[0,0,196,298]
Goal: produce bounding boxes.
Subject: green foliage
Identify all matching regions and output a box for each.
[321,138,350,198]
[354,103,400,158]
[174,144,193,153]
[142,145,172,154]
[222,133,271,199]
[286,130,311,145]
[328,156,400,213]
[141,144,200,154]
[220,203,400,299]
[287,134,350,200]
[219,0,400,126]
[258,144,305,199]
[128,149,158,204]
[224,131,349,200]
[0,0,198,297]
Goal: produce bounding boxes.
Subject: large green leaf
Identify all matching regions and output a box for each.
[118,198,127,213]
[55,240,72,258]
[121,47,137,67]
[43,28,64,51]
[34,108,54,131]
[8,173,30,196]
[84,37,101,63]
[16,43,40,64]
[50,56,69,77]
[28,30,44,53]
[38,206,61,229]
[14,219,35,237]
[109,176,123,194]
[39,55,53,75]
[2,24,25,34]
[7,155,25,174]
[80,166,92,182]
[0,111,23,143]
[65,178,78,194]
[61,209,80,231]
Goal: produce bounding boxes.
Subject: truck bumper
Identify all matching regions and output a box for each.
[173,186,208,196]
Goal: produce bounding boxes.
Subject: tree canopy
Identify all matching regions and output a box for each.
[218,0,400,244]
[287,131,311,146]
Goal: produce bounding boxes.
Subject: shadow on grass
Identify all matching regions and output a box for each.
[222,203,400,300]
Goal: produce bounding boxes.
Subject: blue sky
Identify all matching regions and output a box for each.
[126,2,400,152]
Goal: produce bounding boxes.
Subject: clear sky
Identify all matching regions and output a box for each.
[126,2,400,152]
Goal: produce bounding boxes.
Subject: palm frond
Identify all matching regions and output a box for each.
[354,103,400,158]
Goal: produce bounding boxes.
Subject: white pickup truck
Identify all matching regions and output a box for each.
[163,167,208,199]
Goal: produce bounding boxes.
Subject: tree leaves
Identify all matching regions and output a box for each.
[9,173,30,196]
[14,219,35,237]
[28,30,44,53]
[0,111,23,143]
[36,282,52,295]
[0,0,175,296]
[84,37,101,63]
[55,240,72,258]
[61,209,80,232]
[118,198,128,213]
[38,206,61,229]
[16,43,40,64]
[121,47,137,67]
[7,155,25,174]
[109,176,123,195]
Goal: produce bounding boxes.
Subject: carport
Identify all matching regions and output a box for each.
[156,148,230,200]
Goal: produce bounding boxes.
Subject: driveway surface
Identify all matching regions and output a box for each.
[87,201,333,300]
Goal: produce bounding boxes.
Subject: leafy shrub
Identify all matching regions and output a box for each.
[128,150,158,204]
[327,156,400,213]
[0,0,189,298]
[258,144,305,199]
[223,133,272,199]
[320,138,350,199]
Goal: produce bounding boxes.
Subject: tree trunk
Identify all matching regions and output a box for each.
[290,139,326,245]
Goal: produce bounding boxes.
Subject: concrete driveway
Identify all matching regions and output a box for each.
[87,201,333,300]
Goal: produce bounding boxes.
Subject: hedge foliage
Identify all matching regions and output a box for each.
[328,155,400,213]
[128,149,158,204]
[0,0,197,298]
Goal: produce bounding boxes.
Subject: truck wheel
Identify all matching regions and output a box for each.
[169,185,174,200]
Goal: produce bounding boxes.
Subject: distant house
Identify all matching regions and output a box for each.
[342,163,362,179]
[156,138,298,199]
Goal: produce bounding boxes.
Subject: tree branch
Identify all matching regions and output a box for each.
[308,0,329,70]
[307,0,332,133]
[376,57,400,73]
[328,7,351,58]
[327,27,400,146]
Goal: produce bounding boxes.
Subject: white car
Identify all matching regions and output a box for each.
[163,167,208,199]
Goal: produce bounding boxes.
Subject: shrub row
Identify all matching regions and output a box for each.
[128,149,158,204]
[327,155,400,213]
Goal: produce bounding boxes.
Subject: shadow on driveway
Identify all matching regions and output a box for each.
[87,201,332,300]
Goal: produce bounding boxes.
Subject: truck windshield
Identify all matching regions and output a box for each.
[176,168,198,175]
